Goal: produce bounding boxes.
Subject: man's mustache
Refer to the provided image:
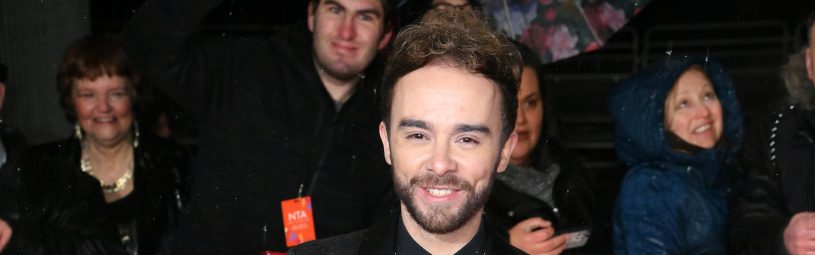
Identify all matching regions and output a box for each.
[410,174,474,192]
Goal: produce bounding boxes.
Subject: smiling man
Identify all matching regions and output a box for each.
[124,0,396,253]
[289,9,525,255]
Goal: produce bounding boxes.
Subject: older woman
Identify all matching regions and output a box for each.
[3,35,188,255]
[609,56,743,254]
[485,42,605,254]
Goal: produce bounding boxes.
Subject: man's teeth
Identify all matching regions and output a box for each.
[427,188,452,197]
[694,124,711,133]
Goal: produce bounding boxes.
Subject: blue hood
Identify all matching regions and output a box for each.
[608,56,743,178]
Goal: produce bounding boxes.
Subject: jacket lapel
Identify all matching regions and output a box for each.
[357,212,398,255]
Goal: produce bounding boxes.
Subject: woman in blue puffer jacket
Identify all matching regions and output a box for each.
[609,56,743,254]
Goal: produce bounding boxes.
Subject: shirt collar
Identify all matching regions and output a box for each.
[395,213,487,255]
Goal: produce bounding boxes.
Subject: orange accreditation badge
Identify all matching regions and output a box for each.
[281,196,316,247]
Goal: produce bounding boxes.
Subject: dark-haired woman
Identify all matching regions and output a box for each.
[3,35,189,255]
[486,42,606,255]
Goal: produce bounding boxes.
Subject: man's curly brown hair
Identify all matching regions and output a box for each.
[380,8,522,142]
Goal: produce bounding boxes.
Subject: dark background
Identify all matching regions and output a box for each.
[2,0,814,228]
[88,0,815,36]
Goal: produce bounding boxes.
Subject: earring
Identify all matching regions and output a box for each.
[74,123,83,141]
[133,121,140,148]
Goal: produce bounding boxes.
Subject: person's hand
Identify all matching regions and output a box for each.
[508,217,569,255]
[784,212,815,255]
[0,218,12,252]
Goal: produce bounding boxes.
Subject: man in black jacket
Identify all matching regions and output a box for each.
[123,0,394,253]
[289,9,525,255]
[730,10,815,255]
[0,61,28,253]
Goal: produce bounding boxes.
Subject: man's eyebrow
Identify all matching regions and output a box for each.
[323,0,383,18]
[455,124,491,135]
[398,119,430,130]
[356,8,383,18]
[321,0,346,12]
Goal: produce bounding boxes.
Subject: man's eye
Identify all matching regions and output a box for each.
[328,6,341,14]
[459,137,479,144]
[359,14,374,21]
[407,133,426,140]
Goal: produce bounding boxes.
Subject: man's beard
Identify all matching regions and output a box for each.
[394,169,494,234]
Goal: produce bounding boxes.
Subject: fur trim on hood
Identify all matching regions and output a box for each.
[782,48,815,109]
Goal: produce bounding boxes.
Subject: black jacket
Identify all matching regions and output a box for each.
[3,135,188,255]
[485,139,609,254]
[730,49,815,255]
[287,212,525,255]
[730,101,815,255]
[123,0,394,253]
[0,123,28,221]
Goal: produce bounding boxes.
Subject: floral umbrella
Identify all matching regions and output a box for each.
[479,0,650,64]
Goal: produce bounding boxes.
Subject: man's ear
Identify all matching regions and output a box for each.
[377,29,393,50]
[379,122,392,165]
[807,47,814,82]
[496,132,518,173]
[307,0,316,32]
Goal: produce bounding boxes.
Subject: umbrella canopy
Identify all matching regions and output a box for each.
[479,0,650,64]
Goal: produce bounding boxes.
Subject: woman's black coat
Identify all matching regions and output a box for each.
[4,135,189,255]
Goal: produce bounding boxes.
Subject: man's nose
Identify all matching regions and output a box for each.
[427,141,456,176]
[338,16,356,40]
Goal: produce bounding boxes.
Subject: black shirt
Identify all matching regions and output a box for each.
[396,214,487,255]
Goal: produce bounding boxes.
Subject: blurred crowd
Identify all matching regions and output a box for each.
[0,0,815,254]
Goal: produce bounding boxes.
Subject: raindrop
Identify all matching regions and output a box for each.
[234,194,239,200]
[665,50,672,56]
[221,32,227,37]
[228,11,233,16]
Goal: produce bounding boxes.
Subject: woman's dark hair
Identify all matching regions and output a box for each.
[512,40,568,168]
[56,34,141,122]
